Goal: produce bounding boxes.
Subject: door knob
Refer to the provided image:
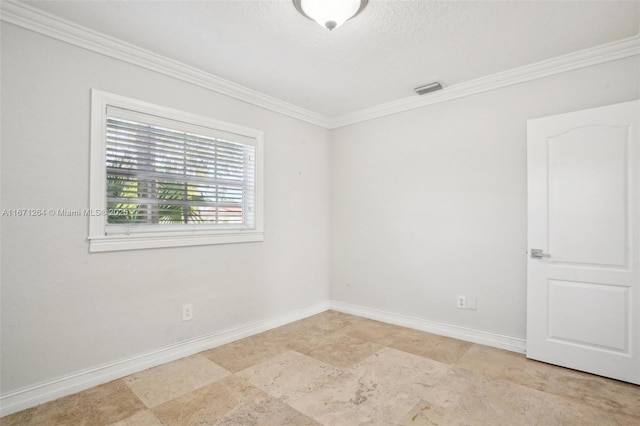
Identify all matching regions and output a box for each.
[530,249,551,259]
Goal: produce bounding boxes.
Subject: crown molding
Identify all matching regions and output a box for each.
[1,1,638,130]
[329,34,640,129]
[0,1,332,129]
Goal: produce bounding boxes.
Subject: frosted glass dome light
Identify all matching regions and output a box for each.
[293,0,368,31]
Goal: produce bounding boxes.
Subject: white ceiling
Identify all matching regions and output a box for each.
[23,0,640,118]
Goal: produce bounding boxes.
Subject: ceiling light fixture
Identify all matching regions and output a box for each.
[293,0,368,31]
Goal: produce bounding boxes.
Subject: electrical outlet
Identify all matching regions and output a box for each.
[457,295,466,309]
[182,303,193,321]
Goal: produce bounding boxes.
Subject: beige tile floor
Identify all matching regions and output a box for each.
[2,311,640,425]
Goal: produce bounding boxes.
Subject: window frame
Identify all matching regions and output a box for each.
[89,90,264,252]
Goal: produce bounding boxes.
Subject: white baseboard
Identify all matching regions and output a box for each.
[0,300,331,417]
[330,300,526,354]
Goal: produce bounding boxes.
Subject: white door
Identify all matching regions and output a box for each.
[527,100,640,384]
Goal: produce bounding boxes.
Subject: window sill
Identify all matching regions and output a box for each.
[89,230,264,252]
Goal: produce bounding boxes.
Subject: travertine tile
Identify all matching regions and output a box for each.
[107,409,163,426]
[152,375,319,425]
[537,392,640,426]
[349,347,450,397]
[258,311,371,355]
[212,393,321,425]
[389,328,472,364]
[424,366,545,426]
[456,344,550,390]
[542,366,640,418]
[291,347,450,425]
[338,317,408,345]
[0,380,145,426]
[264,324,346,354]
[399,400,491,426]
[292,377,420,426]
[237,350,342,403]
[151,375,263,425]
[4,312,639,426]
[301,333,383,368]
[123,354,230,407]
[301,310,365,333]
[202,332,292,372]
[458,343,640,420]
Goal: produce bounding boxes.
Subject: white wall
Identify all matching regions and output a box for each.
[329,56,640,339]
[2,17,639,403]
[0,24,330,394]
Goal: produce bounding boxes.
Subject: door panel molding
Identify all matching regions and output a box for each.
[547,279,629,353]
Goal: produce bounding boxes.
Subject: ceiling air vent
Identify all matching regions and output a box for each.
[414,82,443,95]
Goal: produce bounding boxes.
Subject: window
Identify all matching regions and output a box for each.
[89,90,263,252]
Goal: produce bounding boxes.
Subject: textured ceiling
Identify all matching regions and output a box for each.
[22,0,640,117]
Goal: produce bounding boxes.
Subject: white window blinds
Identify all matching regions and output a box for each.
[105,106,256,233]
